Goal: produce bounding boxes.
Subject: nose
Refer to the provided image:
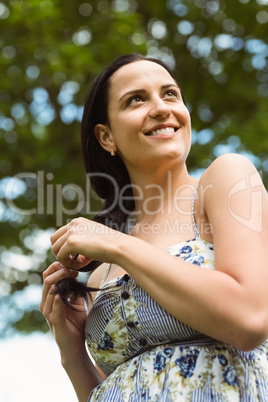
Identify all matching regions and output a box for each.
[148,96,170,119]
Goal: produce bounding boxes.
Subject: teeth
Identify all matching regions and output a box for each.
[149,127,175,136]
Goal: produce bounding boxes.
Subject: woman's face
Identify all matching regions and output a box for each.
[103,60,191,174]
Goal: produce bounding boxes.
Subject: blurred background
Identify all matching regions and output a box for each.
[0,0,267,400]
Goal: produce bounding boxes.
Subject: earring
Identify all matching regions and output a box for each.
[110,149,115,156]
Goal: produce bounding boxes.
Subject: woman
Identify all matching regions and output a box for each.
[40,54,268,401]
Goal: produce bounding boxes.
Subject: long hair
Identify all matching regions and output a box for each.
[55,54,177,305]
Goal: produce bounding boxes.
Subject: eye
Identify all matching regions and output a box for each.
[127,94,144,106]
[164,89,180,99]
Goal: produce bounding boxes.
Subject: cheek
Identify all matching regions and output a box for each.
[110,115,141,142]
[173,104,191,127]
[182,106,191,124]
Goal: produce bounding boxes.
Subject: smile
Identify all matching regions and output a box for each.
[145,127,178,137]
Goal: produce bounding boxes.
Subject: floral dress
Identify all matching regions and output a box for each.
[85,192,268,401]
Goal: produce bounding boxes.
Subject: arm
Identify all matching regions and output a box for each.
[113,155,268,350]
[51,154,268,351]
[40,262,103,401]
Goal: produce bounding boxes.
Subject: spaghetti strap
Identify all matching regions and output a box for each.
[100,263,112,287]
[192,183,200,238]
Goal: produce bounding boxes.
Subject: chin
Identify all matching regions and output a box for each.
[161,146,189,162]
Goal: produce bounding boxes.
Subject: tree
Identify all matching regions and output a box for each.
[0,0,267,336]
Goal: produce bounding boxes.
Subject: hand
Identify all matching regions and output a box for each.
[40,262,87,358]
[50,217,122,269]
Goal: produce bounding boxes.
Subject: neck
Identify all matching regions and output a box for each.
[128,163,197,224]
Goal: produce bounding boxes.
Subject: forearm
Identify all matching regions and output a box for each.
[61,350,103,402]
[113,235,267,350]
[40,263,104,400]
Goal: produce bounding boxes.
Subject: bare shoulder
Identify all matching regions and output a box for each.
[197,153,267,236]
[200,153,260,189]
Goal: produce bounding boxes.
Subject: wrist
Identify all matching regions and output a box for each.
[111,231,132,266]
[61,346,102,401]
[60,344,89,370]
[113,233,143,267]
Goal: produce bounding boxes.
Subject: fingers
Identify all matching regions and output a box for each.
[41,285,60,326]
[40,262,77,312]
[51,231,71,261]
[50,223,69,245]
[50,219,85,265]
[49,217,103,268]
[51,237,92,270]
[42,261,64,280]
[50,223,73,261]
[40,262,79,332]
[50,218,86,248]
[42,287,67,332]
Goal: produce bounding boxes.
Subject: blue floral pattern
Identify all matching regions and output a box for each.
[98,331,114,351]
[154,352,167,373]
[223,365,239,387]
[86,237,268,401]
[183,253,205,266]
[178,245,193,254]
[175,349,200,378]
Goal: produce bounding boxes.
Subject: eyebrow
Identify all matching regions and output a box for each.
[119,83,180,102]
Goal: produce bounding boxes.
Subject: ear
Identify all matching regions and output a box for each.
[94,124,117,154]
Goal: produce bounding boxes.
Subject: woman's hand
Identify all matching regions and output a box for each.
[40,262,105,399]
[40,262,87,359]
[50,217,122,269]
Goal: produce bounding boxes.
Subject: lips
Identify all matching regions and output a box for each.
[145,126,178,136]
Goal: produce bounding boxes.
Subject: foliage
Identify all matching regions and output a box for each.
[0,0,267,336]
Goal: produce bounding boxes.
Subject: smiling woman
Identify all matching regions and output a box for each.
[94,59,191,175]
[40,54,268,401]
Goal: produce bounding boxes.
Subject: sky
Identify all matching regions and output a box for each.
[0,332,77,402]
